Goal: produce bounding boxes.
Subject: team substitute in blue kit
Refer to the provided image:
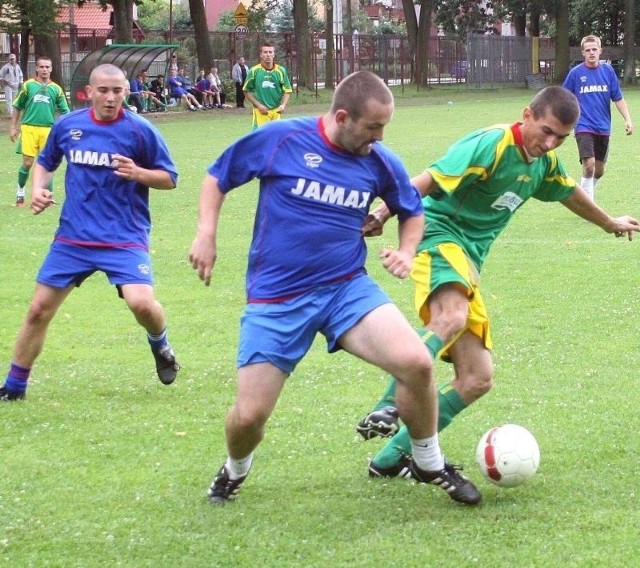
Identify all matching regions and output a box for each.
[189,70,482,507]
[0,64,180,402]
[562,34,633,201]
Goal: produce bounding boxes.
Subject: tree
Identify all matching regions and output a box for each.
[434,0,500,38]
[0,0,64,85]
[414,0,435,87]
[554,0,570,83]
[293,0,313,89]
[188,0,214,72]
[622,0,636,84]
[325,1,334,90]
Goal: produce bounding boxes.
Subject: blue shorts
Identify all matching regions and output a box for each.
[37,241,154,290]
[237,273,391,373]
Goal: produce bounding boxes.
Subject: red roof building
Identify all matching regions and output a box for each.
[56,3,114,31]
[56,3,144,53]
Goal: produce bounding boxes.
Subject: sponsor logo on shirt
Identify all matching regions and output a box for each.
[261,79,276,89]
[68,149,120,168]
[490,191,523,212]
[291,178,372,209]
[34,93,51,104]
[304,153,322,168]
[578,78,609,93]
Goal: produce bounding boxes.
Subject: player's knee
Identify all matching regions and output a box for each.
[25,299,57,326]
[232,404,271,432]
[464,370,493,400]
[396,350,435,388]
[127,296,158,320]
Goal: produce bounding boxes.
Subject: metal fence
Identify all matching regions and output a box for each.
[4,30,564,95]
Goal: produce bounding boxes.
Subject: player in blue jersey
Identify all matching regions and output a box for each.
[563,35,634,201]
[0,64,180,403]
[189,70,481,507]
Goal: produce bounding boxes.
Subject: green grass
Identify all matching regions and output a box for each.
[2,87,640,566]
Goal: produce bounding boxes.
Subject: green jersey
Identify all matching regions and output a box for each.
[244,63,292,110]
[13,78,69,127]
[419,122,576,271]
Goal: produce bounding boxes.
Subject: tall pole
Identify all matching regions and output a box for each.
[169,0,174,45]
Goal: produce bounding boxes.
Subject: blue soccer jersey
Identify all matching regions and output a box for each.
[37,108,178,250]
[563,62,623,135]
[207,116,422,302]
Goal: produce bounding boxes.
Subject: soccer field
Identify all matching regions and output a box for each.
[1,87,639,566]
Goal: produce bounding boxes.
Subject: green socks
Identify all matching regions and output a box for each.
[372,377,396,411]
[18,165,29,189]
[372,385,468,468]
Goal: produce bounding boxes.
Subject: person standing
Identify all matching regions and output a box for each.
[0,53,23,117]
[9,56,69,207]
[231,56,248,108]
[355,86,640,477]
[0,63,180,402]
[189,70,481,507]
[562,35,633,201]
[243,43,292,129]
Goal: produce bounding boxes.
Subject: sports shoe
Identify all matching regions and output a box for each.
[368,454,412,478]
[15,195,25,207]
[152,344,180,385]
[0,386,26,402]
[410,459,481,505]
[356,406,399,440]
[208,464,249,505]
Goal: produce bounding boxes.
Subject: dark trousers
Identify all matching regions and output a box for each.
[235,82,245,107]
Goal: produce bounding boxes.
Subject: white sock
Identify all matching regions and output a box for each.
[226,454,253,479]
[580,177,594,200]
[16,187,25,197]
[411,435,445,471]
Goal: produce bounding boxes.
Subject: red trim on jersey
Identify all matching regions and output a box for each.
[510,122,528,161]
[89,107,125,124]
[247,270,362,304]
[54,236,147,250]
[318,116,349,153]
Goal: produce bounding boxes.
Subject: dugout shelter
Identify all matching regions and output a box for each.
[70,44,178,109]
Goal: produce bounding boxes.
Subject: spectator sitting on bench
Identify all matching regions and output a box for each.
[167,69,202,111]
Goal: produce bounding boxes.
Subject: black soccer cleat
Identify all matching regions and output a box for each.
[152,344,180,385]
[0,386,26,402]
[208,464,249,505]
[368,454,413,478]
[410,459,481,505]
[356,406,400,440]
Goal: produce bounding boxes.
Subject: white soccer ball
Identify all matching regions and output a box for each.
[475,424,540,488]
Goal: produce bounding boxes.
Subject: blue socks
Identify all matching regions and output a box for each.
[5,363,30,395]
[147,328,168,352]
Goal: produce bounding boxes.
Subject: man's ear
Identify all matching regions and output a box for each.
[334,108,349,126]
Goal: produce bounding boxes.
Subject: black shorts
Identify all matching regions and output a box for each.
[575,132,610,163]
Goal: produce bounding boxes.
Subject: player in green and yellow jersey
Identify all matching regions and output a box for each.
[9,56,69,207]
[355,86,640,479]
[243,43,292,130]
